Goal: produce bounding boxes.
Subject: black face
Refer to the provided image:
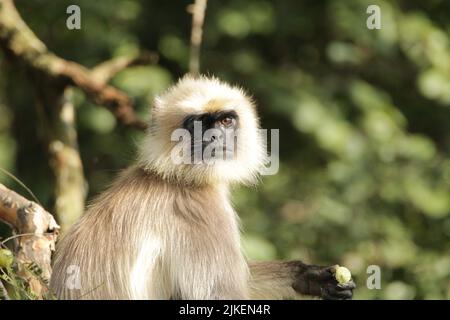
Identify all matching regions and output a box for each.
[182,110,239,161]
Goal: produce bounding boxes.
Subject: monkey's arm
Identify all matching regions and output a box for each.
[248,261,355,300]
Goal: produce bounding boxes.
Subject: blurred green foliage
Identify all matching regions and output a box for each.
[0,0,449,299]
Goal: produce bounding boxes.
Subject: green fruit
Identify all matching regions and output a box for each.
[0,248,14,268]
[335,265,352,284]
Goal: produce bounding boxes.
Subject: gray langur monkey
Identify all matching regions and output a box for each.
[50,76,355,300]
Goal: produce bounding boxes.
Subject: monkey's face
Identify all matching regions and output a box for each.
[139,76,265,186]
[181,109,239,163]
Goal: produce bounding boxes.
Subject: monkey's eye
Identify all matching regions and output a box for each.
[219,117,235,127]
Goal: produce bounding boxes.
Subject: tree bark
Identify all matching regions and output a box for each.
[33,81,86,233]
[188,0,208,76]
[0,183,59,298]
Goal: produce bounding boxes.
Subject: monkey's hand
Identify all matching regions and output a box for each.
[291,262,355,300]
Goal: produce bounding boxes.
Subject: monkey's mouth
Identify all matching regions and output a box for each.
[190,143,237,163]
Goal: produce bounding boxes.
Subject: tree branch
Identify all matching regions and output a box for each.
[92,51,159,84]
[58,61,149,130]
[0,183,59,298]
[0,0,149,130]
[188,0,208,76]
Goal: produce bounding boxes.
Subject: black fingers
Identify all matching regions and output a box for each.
[339,280,356,290]
[322,280,356,300]
[301,264,335,281]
